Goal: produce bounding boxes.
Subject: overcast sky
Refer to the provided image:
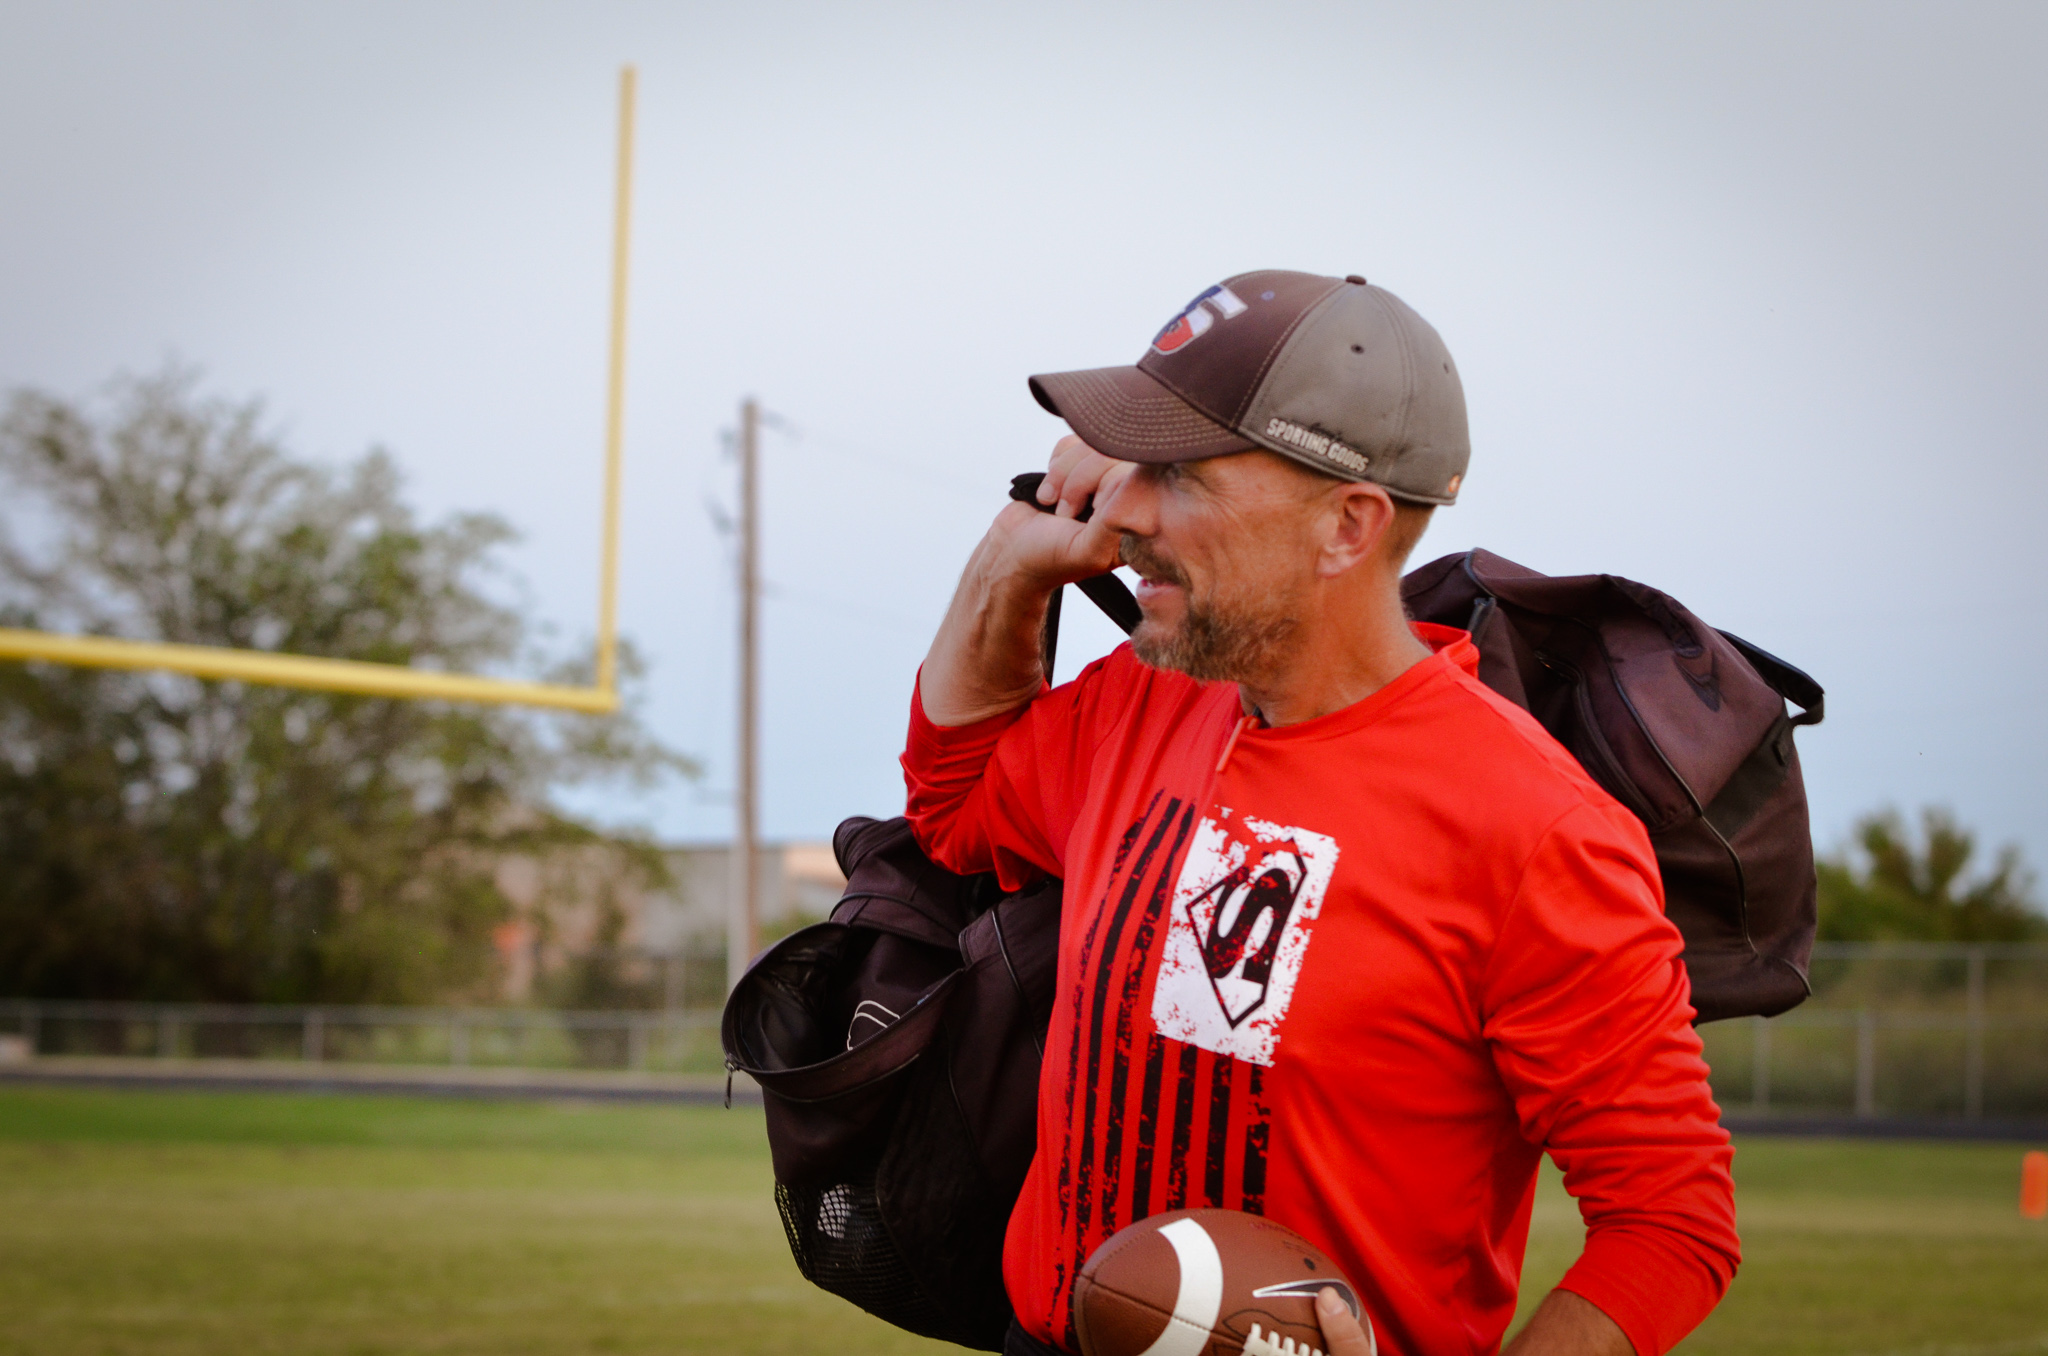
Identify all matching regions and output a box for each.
[2,1,2044,878]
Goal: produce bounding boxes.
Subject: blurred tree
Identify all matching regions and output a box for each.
[0,370,693,1003]
[1817,808,2046,942]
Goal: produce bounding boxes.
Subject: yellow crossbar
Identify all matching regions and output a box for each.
[0,629,619,712]
[0,66,639,716]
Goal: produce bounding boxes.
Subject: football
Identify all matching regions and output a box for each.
[1072,1208,1372,1356]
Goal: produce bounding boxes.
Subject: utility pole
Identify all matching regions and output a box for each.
[729,396,761,991]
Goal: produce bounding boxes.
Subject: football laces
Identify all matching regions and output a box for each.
[1241,1323,1324,1356]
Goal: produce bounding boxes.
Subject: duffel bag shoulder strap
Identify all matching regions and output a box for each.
[1717,630,1826,728]
[1007,473,1139,678]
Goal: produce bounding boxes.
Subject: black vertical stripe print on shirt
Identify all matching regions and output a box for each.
[1096,802,1195,1236]
[1129,1032,1168,1218]
[1203,1053,1235,1207]
[1241,1063,1270,1215]
[1053,795,1160,1236]
[1070,799,1183,1270]
[1165,1041,1199,1210]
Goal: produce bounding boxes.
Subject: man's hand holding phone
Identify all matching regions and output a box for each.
[920,436,1132,727]
[983,435,1131,591]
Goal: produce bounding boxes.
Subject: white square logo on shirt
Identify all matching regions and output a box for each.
[1150,812,1340,1066]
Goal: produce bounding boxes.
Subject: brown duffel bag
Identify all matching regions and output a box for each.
[1400,548,1824,1021]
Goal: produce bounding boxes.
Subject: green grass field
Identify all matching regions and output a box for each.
[0,1087,2042,1356]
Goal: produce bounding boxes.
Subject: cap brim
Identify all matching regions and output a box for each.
[1028,366,1258,464]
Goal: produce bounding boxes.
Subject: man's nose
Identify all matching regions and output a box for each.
[1094,465,1158,537]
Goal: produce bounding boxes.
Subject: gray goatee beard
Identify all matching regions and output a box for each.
[1120,535,1297,684]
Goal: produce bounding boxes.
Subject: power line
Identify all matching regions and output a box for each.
[757,412,997,503]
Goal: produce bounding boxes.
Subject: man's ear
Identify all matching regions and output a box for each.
[1315,484,1398,579]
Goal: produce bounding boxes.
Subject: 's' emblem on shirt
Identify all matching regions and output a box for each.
[1150,813,1339,1066]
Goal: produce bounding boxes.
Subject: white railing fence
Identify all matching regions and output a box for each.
[0,998,724,1074]
[5,943,2046,1116]
[1700,942,2048,1122]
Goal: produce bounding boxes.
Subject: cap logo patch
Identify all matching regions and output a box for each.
[1265,417,1367,474]
[1152,283,1249,355]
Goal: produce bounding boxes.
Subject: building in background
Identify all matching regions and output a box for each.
[490,841,845,1008]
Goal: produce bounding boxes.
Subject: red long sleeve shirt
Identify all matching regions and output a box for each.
[902,627,1738,1356]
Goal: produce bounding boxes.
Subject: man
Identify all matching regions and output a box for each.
[902,270,1738,1356]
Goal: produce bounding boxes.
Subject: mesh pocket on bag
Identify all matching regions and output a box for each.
[775,1170,960,1343]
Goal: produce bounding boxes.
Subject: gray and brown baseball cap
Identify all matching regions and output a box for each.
[1029,270,1470,505]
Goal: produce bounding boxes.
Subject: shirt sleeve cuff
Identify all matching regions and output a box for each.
[1556,1223,1735,1356]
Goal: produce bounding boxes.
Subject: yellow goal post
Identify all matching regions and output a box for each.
[0,67,642,716]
